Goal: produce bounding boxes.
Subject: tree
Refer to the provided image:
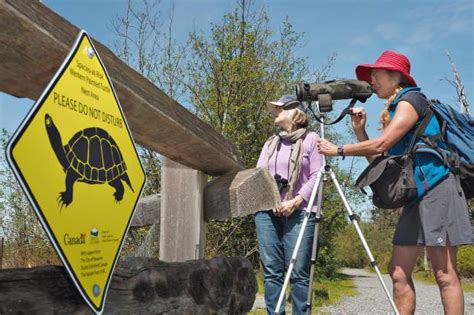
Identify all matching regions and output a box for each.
[109,0,365,275]
[112,0,187,257]
[112,0,187,197]
[445,51,470,116]
[444,51,473,224]
[183,0,351,269]
[185,0,310,167]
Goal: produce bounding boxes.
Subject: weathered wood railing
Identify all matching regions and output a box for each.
[0,0,280,312]
[0,256,257,314]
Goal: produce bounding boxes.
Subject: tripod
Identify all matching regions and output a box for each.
[274,106,399,315]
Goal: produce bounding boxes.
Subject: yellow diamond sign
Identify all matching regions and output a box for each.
[6,31,146,313]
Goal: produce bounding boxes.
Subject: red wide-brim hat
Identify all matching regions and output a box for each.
[355,50,417,87]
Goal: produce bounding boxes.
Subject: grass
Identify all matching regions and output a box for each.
[249,270,357,314]
[413,271,474,293]
[365,267,474,293]
[461,280,474,293]
[312,273,357,308]
[256,269,264,294]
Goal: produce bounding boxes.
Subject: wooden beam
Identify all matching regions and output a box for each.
[159,158,207,261]
[0,256,257,314]
[130,167,280,229]
[0,0,243,176]
[204,167,280,221]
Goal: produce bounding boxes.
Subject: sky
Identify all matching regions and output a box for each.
[1,0,473,172]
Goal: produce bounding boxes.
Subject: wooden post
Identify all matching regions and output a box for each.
[160,157,207,261]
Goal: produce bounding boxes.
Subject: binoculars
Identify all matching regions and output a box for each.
[274,174,288,193]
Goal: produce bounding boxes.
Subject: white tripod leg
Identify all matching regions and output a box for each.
[274,171,323,314]
[328,167,399,315]
[305,181,324,314]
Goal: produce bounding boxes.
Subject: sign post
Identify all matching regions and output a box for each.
[6,31,146,314]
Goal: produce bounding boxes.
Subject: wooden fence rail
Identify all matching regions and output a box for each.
[0,256,257,314]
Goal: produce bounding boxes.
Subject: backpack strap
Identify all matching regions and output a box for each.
[406,107,434,156]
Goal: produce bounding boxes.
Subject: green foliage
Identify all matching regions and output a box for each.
[314,166,367,277]
[0,129,60,267]
[255,267,264,294]
[111,1,355,276]
[119,226,153,258]
[183,1,353,277]
[206,215,259,267]
[184,1,310,268]
[251,269,357,313]
[457,245,474,278]
[335,205,474,279]
[334,208,398,272]
[185,1,309,168]
[138,148,161,196]
[334,225,366,268]
[312,272,357,308]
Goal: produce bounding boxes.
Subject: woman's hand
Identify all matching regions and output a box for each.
[350,107,367,134]
[317,138,338,156]
[277,195,304,217]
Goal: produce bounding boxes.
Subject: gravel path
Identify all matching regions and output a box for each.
[320,268,474,314]
[252,268,474,314]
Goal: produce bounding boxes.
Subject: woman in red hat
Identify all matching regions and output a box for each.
[318,50,472,315]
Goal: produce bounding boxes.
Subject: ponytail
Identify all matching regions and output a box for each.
[379,72,411,130]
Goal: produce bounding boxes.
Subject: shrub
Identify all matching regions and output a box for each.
[457,245,474,278]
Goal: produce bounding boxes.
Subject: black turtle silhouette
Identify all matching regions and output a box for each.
[45,113,133,207]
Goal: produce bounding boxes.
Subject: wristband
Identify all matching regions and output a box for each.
[337,146,345,159]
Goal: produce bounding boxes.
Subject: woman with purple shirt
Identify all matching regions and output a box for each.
[255,95,323,314]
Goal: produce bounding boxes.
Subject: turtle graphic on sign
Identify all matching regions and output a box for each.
[45,113,134,207]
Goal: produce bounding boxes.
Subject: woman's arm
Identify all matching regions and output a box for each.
[349,107,378,161]
[350,107,369,142]
[353,129,377,161]
[317,101,419,158]
[256,139,269,168]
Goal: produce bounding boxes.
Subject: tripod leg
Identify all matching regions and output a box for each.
[306,182,323,314]
[274,171,323,314]
[328,169,400,315]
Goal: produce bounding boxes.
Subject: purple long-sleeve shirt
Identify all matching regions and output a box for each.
[256,131,323,212]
